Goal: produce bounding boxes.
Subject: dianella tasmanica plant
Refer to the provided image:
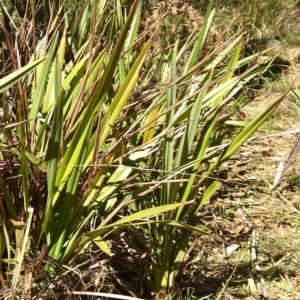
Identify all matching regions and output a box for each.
[0,0,283,299]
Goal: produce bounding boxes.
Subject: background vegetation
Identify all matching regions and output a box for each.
[0,0,300,299]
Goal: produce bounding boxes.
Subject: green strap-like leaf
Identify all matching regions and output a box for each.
[0,57,46,93]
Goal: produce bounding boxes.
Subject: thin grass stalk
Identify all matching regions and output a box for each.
[11,207,33,299]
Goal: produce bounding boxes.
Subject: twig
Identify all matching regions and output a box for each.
[71,291,146,300]
[272,134,300,189]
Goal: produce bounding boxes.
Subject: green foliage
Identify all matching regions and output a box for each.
[196,0,296,39]
[0,0,284,298]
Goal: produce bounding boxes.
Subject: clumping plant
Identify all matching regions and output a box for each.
[0,0,285,299]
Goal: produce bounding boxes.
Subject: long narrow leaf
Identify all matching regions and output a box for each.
[0,57,46,93]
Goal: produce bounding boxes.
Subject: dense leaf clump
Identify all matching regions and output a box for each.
[0,0,289,299]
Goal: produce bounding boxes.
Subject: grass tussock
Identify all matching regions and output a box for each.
[0,0,300,299]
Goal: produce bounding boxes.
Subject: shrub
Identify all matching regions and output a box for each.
[0,0,284,298]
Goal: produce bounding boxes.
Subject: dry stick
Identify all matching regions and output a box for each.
[272,134,300,189]
[215,263,239,300]
[71,291,146,300]
[257,277,268,299]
